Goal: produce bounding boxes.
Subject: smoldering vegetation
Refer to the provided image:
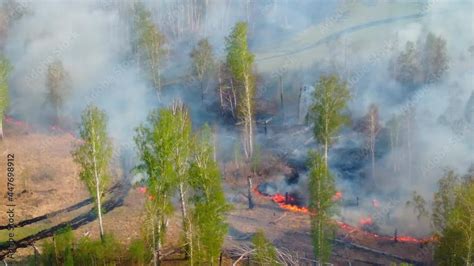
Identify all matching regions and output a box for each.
[0,0,473,237]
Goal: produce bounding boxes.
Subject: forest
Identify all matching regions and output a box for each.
[0,0,473,265]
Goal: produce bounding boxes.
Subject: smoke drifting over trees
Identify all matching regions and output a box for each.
[0,0,473,263]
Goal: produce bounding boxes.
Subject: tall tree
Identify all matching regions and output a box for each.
[356,104,381,179]
[72,105,113,240]
[134,1,167,98]
[310,74,351,168]
[422,32,448,83]
[392,41,422,87]
[0,55,11,140]
[135,108,176,266]
[390,32,448,87]
[190,38,215,102]
[387,114,402,172]
[225,22,256,209]
[432,169,459,234]
[188,125,230,265]
[171,102,193,259]
[226,21,255,160]
[134,102,193,263]
[46,60,70,123]
[434,176,474,265]
[308,152,336,263]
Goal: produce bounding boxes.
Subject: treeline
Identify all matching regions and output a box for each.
[406,169,474,265]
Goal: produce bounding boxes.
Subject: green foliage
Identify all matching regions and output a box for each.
[434,179,474,265]
[134,1,167,93]
[432,169,459,233]
[40,232,123,266]
[40,226,74,266]
[391,32,448,87]
[0,55,11,118]
[190,38,215,97]
[72,105,112,210]
[128,238,152,265]
[225,22,256,159]
[308,151,336,263]
[134,102,192,261]
[310,74,351,152]
[225,22,254,85]
[252,230,281,266]
[188,125,230,264]
[135,104,192,199]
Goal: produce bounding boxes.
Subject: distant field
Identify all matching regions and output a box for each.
[254,1,425,73]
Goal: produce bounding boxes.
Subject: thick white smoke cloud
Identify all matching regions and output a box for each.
[5,0,153,142]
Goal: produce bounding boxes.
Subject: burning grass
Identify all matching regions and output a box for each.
[254,182,434,245]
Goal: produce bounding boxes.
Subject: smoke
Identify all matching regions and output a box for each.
[307,0,473,235]
[1,0,472,237]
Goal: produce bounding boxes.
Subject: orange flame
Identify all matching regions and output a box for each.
[255,184,434,244]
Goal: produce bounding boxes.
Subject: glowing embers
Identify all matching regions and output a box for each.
[270,193,309,213]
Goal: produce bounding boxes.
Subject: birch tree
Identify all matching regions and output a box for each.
[134,102,193,262]
[135,108,176,266]
[0,55,11,140]
[434,177,474,265]
[357,104,381,179]
[46,60,70,123]
[226,22,256,209]
[72,105,113,240]
[190,38,215,102]
[310,74,351,167]
[189,125,230,265]
[226,22,255,160]
[171,102,193,259]
[134,2,167,98]
[387,115,402,172]
[308,151,336,263]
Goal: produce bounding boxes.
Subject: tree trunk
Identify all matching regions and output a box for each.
[90,112,105,241]
[0,118,3,140]
[407,113,412,183]
[200,79,204,103]
[218,69,224,110]
[179,182,191,259]
[279,75,284,118]
[370,113,376,179]
[247,175,254,209]
[297,86,302,123]
[324,139,328,171]
[152,216,159,266]
[244,75,253,159]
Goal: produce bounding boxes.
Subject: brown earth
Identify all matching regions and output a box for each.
[0,122,433,265]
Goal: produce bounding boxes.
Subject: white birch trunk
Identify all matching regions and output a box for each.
[90,111,104,240]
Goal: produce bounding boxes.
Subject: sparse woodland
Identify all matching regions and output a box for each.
[0,1,472,265]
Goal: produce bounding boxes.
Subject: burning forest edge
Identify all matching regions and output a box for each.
[0,1,473,265]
